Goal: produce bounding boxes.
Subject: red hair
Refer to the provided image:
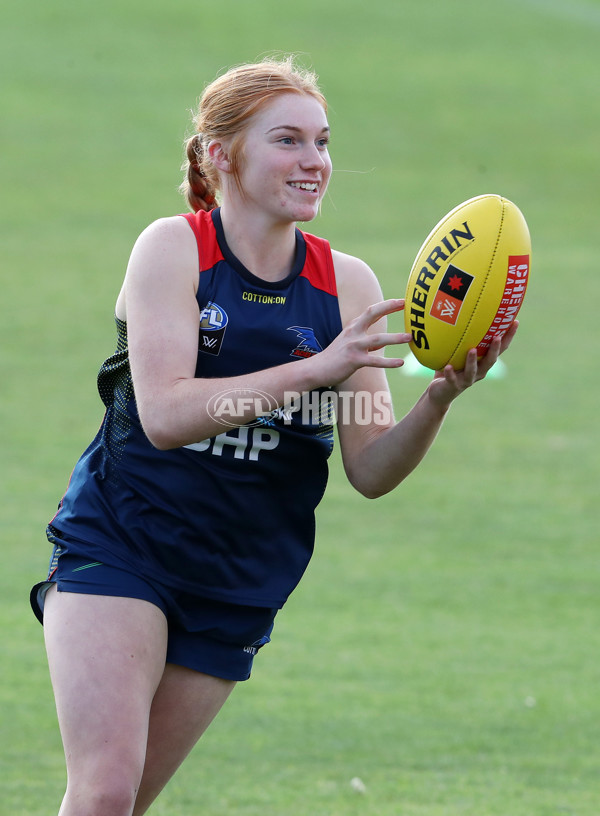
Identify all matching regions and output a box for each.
[180,57,327,212]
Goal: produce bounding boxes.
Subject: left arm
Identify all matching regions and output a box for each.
[337,331,516,498]
[333,250,518,498]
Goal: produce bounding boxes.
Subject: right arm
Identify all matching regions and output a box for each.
[118,218,407,450]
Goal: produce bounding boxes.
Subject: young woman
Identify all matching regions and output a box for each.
[32,58,517,816]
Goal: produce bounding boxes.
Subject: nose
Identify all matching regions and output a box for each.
[299,142,328,171]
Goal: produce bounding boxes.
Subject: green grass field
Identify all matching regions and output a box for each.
[1,0,599,813]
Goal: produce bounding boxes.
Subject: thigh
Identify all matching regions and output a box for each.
[134,665,235,815]
[43,586,169,783]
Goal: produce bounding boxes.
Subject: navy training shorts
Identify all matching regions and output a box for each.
[30,542,276,682]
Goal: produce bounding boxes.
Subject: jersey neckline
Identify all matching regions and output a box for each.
[211,208,307,291]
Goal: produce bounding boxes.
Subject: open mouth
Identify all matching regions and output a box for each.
[288,182,319,192]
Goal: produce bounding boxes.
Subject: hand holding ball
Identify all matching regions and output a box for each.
[404,194,531,370]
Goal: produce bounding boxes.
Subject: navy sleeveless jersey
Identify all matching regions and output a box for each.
[49,209,343,607]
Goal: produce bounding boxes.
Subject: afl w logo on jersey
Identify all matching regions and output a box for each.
[198,302,228,356]
[288,326,323,359]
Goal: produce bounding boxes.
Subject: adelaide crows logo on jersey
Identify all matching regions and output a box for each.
[288,326,323,359]
[198,302,228,355]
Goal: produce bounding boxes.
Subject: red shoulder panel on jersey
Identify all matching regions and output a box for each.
[300,232,337,296]
[180,211,224,273]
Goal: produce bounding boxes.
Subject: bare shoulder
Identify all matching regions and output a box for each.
[332,248,385,326]
[116,216,198,320]
[130,215,196,265]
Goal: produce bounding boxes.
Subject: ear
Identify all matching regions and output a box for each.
[207,140,231,173]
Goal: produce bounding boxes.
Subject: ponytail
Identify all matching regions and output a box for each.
[180,134,217,213]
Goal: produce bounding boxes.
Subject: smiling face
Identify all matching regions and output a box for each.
[228,92,332,226]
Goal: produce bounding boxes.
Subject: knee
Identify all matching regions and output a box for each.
[63,774,139,816]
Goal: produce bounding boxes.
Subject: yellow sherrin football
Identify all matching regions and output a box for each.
[404,194,531,370]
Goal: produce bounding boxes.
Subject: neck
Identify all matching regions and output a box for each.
[219,203,298,283]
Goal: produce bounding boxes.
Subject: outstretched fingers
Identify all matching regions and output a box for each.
[363,330,412,360]
[351,298,411,362]
[316,298,412,385]
[353,298,406,331]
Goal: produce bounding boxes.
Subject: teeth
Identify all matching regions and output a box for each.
[290,182,318,191]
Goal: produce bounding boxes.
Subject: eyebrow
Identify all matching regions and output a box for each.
[266,124,330,134]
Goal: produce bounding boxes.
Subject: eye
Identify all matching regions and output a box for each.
[279,136,295,145]
[317,137,330,149]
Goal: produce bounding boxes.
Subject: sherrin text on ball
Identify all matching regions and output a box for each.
[404,194,531,370]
